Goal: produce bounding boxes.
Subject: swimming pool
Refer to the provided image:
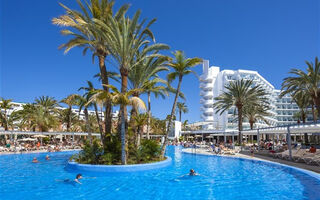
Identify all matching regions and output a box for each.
[1,146,320,200]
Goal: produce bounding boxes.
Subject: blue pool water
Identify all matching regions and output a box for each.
[1,146,320,200]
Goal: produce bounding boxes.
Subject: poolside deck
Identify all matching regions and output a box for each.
[240,151,320,174]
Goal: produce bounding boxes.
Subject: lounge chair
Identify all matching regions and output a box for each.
[303,152,320,165]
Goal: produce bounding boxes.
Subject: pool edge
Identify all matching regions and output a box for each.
[66,156,172,173]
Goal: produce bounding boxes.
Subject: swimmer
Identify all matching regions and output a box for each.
[56,174,83,185]
[45,155,50,160]
[32,157,39,163]
[189,169,198,176]
[74,173,82,184]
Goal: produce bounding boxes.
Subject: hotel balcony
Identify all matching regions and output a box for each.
[203,99,214,105]
[200,75,213,82]
[204,108,214,114]
[203,91,213,99]
[203,82,213,89]
[201,114,214,121]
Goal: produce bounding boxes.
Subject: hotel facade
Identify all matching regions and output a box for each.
[199,60,300,131]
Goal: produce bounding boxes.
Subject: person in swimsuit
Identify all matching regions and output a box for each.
[45,155,50,160]
[32,157,39,163]
[189,169,198,176]
[58,174,83,185]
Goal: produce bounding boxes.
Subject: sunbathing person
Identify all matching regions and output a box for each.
[309,146,317,153]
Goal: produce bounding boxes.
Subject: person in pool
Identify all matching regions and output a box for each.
[74,174,82,184]
[189,169,198,176]
[58,174,83,185]
[45,155,50,160]
[32,157,39,163]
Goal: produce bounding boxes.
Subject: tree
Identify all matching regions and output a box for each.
[133,113,148,147]
[128,52,169,133]
[213,79,269,144]
[243,104,270,130]
[160,51,202,158]
[96,10,169,164]
[291,91,310,124]
[79,81,104,136]
[176,102,188,122]
[57,109,79,132]
[60,95,78,132]
[88,85,146,163]
[0,98,13,131]
[71,94,94,143]
[52,0,129,136]
[281,57,320,121]
[34,96,58,113]
[143,79,168,139]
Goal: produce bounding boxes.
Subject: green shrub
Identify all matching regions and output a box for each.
[42,137,50,145]
[77,139,103,164]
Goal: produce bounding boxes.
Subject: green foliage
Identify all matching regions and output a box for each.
[131,139,161,164]
[42,137,50,145]
[76,139,103,164]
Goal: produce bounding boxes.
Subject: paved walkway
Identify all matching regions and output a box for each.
[240,151,320,174]
[182,148,320,174]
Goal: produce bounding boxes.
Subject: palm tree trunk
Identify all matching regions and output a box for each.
[179,110,182,122]
[93,103,104,144]
[249,120,254,130]
[161,76,183,158]
[120,68,128,165]
[84,108,92,144]
[146,92,151,139]
[98,55,112,138]
[311,104,317,122]
[315,96,320,120]
[302,110,306,123]
[237,105,243,145]
[67,106,71,132]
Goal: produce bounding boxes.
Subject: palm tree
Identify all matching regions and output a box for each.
[60,95,78,132]
[89,85,146,164]
[52,0,129,135]
[133,113,148,147]
[243,104,270,130]
[213,79,269,144]
[291,91,310,123]
[31,106,58,132]
[128,52,169,131]
[143,79,168,139]
[0,98,13,131]
[96,10,168,164]
[71,93,94,143]
[79,81,104,136]
[176,102,188,122]
[160,51,202,157]
[35,96,58,111]
[182,120,188,131]
[15,104,37,131]
[281,57,320,121]
[57,109,79,132]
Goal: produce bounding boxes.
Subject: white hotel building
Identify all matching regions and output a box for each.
[199,60,299,131]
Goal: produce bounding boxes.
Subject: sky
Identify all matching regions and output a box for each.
[1,0,319,123]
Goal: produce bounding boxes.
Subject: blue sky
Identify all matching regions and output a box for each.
[1,0,319,123]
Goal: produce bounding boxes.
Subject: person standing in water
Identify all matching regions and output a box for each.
[32,157,39,163]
